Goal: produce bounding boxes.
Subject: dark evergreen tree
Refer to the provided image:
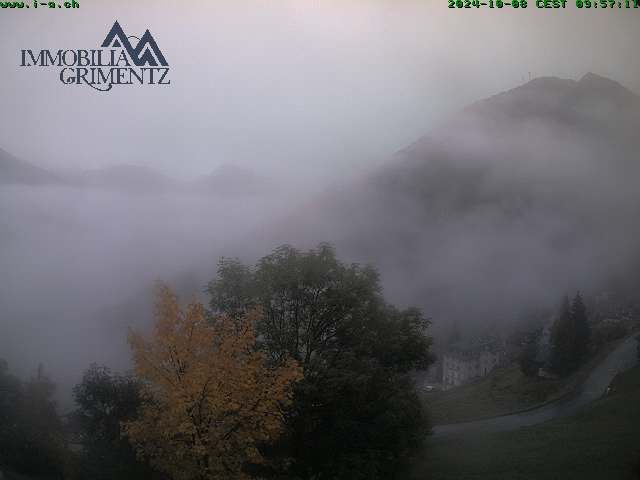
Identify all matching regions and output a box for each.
[551,292,590,375]
[0,359,23,469]
[0,362,65,477]
[571,291,590,365]
[550,295,575,375]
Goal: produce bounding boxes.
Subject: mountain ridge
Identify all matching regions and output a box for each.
[0,151,277,197]
[263,73,640,334]
[0,148,61,186]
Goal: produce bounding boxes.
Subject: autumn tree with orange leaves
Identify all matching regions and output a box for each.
[124,284,302,480]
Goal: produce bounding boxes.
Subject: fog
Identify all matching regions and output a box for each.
[0,185,296,407]
[265,74,640,338]
[1,1,640,408]
[1,1,640,183]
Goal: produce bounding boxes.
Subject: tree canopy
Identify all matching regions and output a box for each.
[72,364,156,480]
[125,284,302,480]
[207,244,434,479]
[0,361,64,477]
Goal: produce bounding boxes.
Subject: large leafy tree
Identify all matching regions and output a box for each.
[124,285,302,480]
[207,244,434,479]
[72,365,157,480]
[0,361,65,477]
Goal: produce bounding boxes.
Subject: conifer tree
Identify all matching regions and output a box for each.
[572,291,590,365]
[551,292,590,375]
[551,295,574,375]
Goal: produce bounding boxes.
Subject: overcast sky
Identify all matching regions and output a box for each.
[0,0,638,183]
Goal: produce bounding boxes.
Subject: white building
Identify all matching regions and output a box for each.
[442,338,504,389]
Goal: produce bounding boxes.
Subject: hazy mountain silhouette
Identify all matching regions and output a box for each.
[0,152,279,197]
[0,148,61,185]
[192,164,274,196]
[3,73,638,334]
[267,73,640,332]
[69,164,178,193]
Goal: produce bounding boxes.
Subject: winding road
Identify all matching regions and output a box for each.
[432,335,639,439]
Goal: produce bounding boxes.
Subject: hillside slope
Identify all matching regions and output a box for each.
[0,149,60,186]
[271,74,640,331]
[414,364,640,479]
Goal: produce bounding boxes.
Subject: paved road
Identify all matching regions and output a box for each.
[432,335,639,439]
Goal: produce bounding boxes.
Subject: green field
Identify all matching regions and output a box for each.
[411,366,640,480]
[424,364,566,425]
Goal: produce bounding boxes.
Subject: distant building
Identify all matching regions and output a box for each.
[442,336,505,389]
